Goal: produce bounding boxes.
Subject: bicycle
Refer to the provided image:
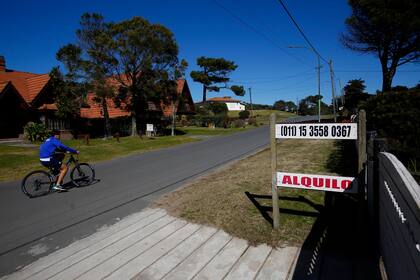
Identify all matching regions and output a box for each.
[21,153,95,198]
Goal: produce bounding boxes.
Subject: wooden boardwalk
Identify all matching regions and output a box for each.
[2,208,299,280]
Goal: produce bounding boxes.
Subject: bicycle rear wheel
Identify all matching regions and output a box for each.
[70,163,95,187]
[21,170,53,198]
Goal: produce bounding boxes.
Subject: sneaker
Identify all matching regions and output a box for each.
[52,184,66,191]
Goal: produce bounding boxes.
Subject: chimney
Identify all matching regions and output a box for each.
[0,56,5,72]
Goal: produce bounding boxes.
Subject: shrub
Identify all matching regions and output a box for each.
[24,122,50,142]
[239,110,250,119]
[208,103,228,116]
[248,117,258,126]
[232,119,246,128]
[361,90,420,166]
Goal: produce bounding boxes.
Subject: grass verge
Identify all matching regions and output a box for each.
[153,139,340,247]
[0,135,197,182]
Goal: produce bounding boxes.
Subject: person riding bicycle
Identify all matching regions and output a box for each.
[39,130,79,191]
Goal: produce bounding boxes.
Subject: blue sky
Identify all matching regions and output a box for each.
[1,0,419,105]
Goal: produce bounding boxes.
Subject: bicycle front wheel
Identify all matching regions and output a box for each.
[70,163,95,187]
[21,170,53,198]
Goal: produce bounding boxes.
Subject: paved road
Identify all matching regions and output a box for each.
[0,126,268,276]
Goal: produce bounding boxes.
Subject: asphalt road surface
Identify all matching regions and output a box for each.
[0,126,269,276]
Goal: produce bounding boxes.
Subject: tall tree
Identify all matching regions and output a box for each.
[343,79,370,113]
[108,17,180,136]
[285,101,297,112]
[341,0,420,92]
[298,95,330,115]
[56,13,116,138]
[190,56,245,102]
[273,100,286,111]
[49,67,83,119]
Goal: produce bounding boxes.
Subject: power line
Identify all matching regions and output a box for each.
[211,0,313,67]
[276,0,329,64]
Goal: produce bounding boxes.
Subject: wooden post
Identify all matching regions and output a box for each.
[85,134,90,146]
[270,113,280,229]
[358,110,367,175]
[115,132,120,143]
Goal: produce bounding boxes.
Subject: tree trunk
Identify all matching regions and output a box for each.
[202,85,207,102]
[171,102,176,136]
[101,98,111,139]
[131,111,137,136]
[381,67,396,92]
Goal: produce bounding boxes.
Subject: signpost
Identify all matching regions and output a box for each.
[146,124,154,137]
[270,112,365,229]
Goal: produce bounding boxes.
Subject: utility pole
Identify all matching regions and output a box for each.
[328,59,337,122]
[248,87,254,117]
[296,96,299,115]
[317,55,321,123]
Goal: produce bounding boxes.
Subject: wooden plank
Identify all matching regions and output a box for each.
[380,163,420,264]
[105,223,201,279]
[271,113,280,229]
[193,237,249,280]
[224,244,272,280]
[8,209,166,280]
[162,230,231,280]
[76,220,187,280]
[358,110,366,174]
[379,172,420,278]
[47,215,176,280]
[6,208,160,280]
[255,247,299,280]
[134,226,217,280]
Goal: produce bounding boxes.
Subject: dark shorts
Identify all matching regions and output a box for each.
[40,153,65,175]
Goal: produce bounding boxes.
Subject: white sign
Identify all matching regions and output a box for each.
[277,172,358,193]
[276,123,357,140]
[146,124,154,132]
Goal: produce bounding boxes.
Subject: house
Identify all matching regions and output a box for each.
[0,55,195,138]
[207,96,246,111]
[0,56,65,138]
[79,78,195,136]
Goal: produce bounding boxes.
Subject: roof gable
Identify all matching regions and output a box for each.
[0,70,50,104]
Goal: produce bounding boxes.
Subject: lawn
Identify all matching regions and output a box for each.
[153,139,340,246]
[0,125,265,182]
[228,109,296,125]
[0,135,198,182]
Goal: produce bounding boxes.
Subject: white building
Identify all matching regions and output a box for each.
[207,96,246,111]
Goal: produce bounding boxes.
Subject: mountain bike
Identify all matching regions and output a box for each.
[21,153,95,198]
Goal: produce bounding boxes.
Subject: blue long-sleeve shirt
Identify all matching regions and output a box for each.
[39,137,77,159]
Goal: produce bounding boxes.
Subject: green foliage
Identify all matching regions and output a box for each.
[190,56,243,101]
[298,95,331,115]
[49,67,82,119]
[190,115,230,128]
[207,102,228,115]
[239,110,250,119]
[24,122,50,142]
[342,0,420,91]
[230,85,245,96]
[343,79,371,114]
[273,100,286,111]
[232,119,246,128]
[361,90,420,164]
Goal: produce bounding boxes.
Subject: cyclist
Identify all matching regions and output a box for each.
[39,130,79,191]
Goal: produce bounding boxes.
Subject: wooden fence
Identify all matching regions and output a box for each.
[367,137,420,279]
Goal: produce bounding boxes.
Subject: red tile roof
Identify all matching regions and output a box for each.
[80,93,130,119]
[81,79,194,119]
[207,96,242,103]
[0,70,50,103]
[38,103,58,110]
[0,81,9,93]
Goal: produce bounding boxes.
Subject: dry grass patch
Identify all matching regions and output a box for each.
[153,139,339,246]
